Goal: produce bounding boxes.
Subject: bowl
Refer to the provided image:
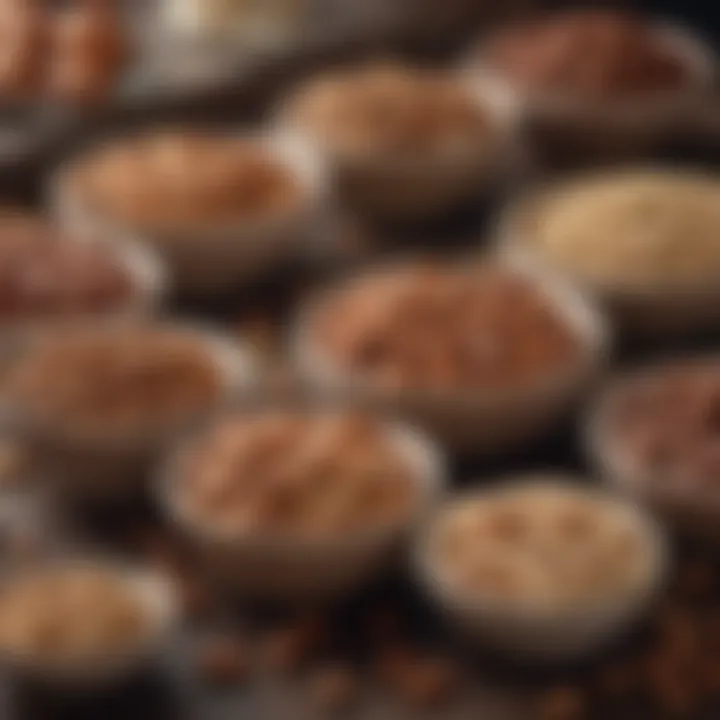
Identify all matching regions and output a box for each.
[158,414,446,602]
[587,359,720,541]
[0,557,179,688]
[292,260,609,455]
[414,477,669,661]
[496,169,720,338]
[467,21,716,162]
[51,130,331,297]
[3,322,258,503]
[277,72,521,221]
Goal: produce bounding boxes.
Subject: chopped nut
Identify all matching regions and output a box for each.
[678,558,715,599]
[537,686,586,720]
[374,643,415,687]
[261,616,328,674]
[198,636,250,686]
[395,657,461,709]
[309,665,359,714]
[595,660,637,699]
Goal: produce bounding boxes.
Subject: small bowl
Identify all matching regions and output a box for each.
[496,169,720,338]
[467,21,716,162]
[51,130,331,297]
[0,557,179,688]
[157,415,447,602]
[414,477,669,662]
[587,359,720,541]
[0,232,168,342]
[277,72,521,221]
[3,322,258,503]
[292,260,609,455]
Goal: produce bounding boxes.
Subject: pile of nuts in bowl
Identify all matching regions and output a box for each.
[1,3,720,717]
[305,262,584,393]
[173,411,422,538]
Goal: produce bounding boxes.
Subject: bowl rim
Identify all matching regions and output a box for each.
[0,319,259,451]
[291,256,611,411]
[586,356,720,513]
[274,63,523,175]
[413,474,670,625]
[156,408,448,552]
[494,165,720,302]
[466,17,717,120]
[0,554,180,682]
[50,127,331,244]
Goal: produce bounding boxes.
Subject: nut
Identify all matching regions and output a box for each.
[67,132,304,234]
[261,616,328,674]
[313,264,581,393]
[198,636,250,686]
[287,64,490,159]
[394,656,461,709]
[484,10,690,101]
[6,327,224,436]
[309,664,359,714]
[180,411,418,539]
[536,686,586,720]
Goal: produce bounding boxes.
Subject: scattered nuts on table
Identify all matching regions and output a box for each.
[482,10,693,102]
[198,635,251,686]
[536,686,586,720]
[260,616,329,675]
[177,412,419,538]
[393,656,462,710]
[308,664,359,714]
[310,263,582,393]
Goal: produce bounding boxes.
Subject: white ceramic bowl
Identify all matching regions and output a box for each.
[496,170,720,338]
[3,322,258,503]
[292,260,610,455]
[278,72,522,220]
[414,477,669,662]
[587,359,720,541]
[158,415,447,602]
[51,130,331,296]
[0,558,179,688]
[467,21,716,160]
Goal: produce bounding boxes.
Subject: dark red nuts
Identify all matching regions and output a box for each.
[308,665,359,714]
[536,686,586,720]
[604,363,720,500]
[198,637,251,686]
[483,10,691,101]
[0,212,135,324]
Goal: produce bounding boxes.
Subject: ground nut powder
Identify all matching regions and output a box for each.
[528,171,720,288]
